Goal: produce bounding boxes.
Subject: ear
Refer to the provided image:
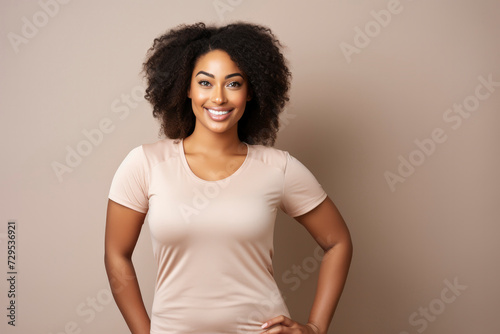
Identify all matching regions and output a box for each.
[187,86,191,99]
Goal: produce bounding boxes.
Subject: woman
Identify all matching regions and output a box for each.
[105,22,352,334]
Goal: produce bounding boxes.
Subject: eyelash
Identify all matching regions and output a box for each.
[198,80,242,88]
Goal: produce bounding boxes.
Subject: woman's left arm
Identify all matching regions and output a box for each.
[260,195,353,334]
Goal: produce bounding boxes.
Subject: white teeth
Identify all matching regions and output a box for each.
[207,108,230,115]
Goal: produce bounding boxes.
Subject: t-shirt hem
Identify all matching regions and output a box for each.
[288,192,327,217]
[108,194,148,214]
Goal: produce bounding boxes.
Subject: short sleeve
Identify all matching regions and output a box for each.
[108,146,149,213]
[280,152,328,217]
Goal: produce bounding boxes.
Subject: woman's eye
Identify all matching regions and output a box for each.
[227,81,242,88]
[198,80,211,87]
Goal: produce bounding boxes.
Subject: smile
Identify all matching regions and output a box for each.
[206,108,232,115]
[204,107,234,122]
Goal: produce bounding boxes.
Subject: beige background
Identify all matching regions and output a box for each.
[1,0,499,333]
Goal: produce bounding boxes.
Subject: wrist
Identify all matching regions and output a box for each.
[306,321,321,334]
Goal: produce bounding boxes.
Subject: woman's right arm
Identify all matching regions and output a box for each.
[104,199,151,334]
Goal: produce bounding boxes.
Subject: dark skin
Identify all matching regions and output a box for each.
[104,202,150,334]
[259,196,352,334]
[104,50,353,334]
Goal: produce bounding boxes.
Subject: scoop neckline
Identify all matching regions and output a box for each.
[178,138,251,184]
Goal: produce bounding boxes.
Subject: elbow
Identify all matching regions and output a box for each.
[104,250,132,270]
[324,234,353,260]
[344,232,354,260]
[104,252,113,270]
[342,227,354,257]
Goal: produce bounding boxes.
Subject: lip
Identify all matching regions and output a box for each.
[204,107,233,121]
[204,106,233,111]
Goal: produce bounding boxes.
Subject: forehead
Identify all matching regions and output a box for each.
[192,49,243,75]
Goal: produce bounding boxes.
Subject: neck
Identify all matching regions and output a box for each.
[183,122,245,155]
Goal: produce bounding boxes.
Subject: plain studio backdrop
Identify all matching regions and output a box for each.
[1,0,499,333]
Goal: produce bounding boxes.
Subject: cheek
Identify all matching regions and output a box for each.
[232,92,249,107]
[190,88,208,104]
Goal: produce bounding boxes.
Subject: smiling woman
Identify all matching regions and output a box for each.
[104,22,352,334]
[187,50,251,135]
[140,22,291,146]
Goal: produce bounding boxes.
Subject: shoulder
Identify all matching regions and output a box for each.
[247,143,290,172]
[116,138,179,172]
[138,137,180,167]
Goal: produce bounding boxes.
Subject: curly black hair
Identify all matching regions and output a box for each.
[141,21,291,146]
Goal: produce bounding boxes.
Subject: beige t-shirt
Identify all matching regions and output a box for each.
[108,138,328,333]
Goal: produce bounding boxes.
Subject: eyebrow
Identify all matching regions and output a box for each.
[195,71,243,79]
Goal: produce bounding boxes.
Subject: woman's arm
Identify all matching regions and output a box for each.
[104,199,151,334]
[294,195,353,334]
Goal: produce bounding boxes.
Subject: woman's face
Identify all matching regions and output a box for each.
[187,49,251,136]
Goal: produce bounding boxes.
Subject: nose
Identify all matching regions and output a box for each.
[211,85,227,104]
